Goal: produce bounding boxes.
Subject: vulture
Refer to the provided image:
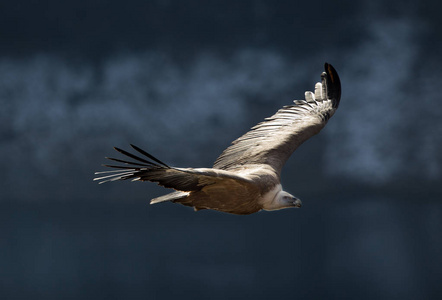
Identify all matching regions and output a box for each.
[94,63,341,215]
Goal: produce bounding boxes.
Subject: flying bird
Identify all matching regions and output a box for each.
[94,63,341,215]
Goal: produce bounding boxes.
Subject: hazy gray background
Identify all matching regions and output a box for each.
[1,0,441,299]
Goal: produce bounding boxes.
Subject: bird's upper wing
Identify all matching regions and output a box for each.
[94,144,253,192]
[213,63,341,175]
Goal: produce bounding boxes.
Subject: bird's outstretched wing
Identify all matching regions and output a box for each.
[213,63,341,175]
[94,144,253,192]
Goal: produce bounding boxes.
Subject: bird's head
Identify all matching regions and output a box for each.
[267,190,302,211]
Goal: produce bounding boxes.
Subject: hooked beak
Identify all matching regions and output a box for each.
[292,197,302,208]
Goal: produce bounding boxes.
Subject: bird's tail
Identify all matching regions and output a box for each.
[150,191,189,204]
[93,144,170,184]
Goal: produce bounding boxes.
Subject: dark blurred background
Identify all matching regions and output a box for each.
[1,0,441,299]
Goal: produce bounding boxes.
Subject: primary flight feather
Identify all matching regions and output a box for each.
[94,63,341,215]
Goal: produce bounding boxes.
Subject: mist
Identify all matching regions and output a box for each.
[1,0,441,299]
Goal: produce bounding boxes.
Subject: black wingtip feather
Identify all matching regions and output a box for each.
[130,144,170,168]
[324,63,341,108]
[105,156,154,167]
[113,146,155,165]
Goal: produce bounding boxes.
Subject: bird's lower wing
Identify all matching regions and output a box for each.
[94,144,252,192]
